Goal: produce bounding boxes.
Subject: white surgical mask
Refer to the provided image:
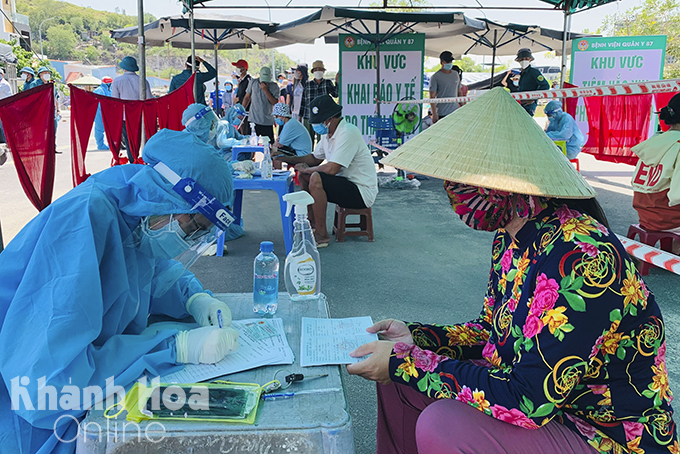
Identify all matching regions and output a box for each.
[294,71,301,79]
[519,60,531,70]
[41,73,51,82]
[313,71,324,80]
[20,74,27,81]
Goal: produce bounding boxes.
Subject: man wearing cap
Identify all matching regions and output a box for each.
[0,68,12,147]
[93,77,113,150]
[169,55,217,105]
[515,48,550,116]
[271,103,312,157]
[19,67,39,91]
[430,51,461,124]
[242,66,280,145]
[111,56,153,161]
[274,95,378,247]
[301,60,339,145]
[232,59,252,136]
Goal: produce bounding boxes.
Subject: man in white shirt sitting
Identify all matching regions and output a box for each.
[274,94,378,247]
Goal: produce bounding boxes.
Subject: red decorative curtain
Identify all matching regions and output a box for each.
[563,82,578,118]
[0,83,56,211]
[653,91,679,132]
[70,74,194,186]
[582,94,653,165]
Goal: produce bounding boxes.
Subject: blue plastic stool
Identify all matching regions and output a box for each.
[216,173,295,256]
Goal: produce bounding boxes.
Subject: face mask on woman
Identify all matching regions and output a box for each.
[41,73,51,82]
[294,71,301,80]
[442,63,453,71]
[444,182,548,231]
[225,85,233,92]
[313,71,324,80]
[275,118,284,126]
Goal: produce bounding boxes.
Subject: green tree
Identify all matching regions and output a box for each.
[45,24,78,59]
[599,0,680,78]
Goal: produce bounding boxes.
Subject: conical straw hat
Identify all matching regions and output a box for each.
[381,87,596,199]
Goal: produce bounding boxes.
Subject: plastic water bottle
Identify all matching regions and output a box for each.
[253,241,279,316]
[261,144,273,180]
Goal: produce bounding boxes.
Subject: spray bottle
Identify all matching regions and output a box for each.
[282,191,321,301]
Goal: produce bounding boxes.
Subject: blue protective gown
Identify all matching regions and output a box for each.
[545,111,584,159]
[93,83,112,150]
[0,157,219,453]
[216,104,246,160]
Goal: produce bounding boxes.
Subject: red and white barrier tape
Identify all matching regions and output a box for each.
[382,79,680,105]
[616,234,680,276]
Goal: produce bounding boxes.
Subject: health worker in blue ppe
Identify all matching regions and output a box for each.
[93,76,113,150]
[544,100,584,160]
[182,102,220,147]
[0,128,240,454]
[182,103,244,243]
[215,103,246,161]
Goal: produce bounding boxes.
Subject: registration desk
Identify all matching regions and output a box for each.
[76,293,355,454]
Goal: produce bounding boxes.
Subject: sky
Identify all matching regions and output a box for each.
[72,0,646,70]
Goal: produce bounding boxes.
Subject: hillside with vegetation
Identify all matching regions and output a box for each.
[14,0,298,78]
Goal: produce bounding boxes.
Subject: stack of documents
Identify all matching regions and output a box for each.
[156,318,294,383]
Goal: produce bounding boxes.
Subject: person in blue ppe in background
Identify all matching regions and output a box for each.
[37,65,62,152]
[19,67,39,91]
[215,103,246,160]
[182,103,244,244]
[93,76,113,150]
[544,100,584,160]
[271,102,312,157]
[0,127,240,454]
[515,48,549,116]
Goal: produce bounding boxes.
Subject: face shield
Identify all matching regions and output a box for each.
[147,162,237,268]
[184,105,220,143]
[138,214,217,268]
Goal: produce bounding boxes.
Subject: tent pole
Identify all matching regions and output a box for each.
[190,7,197,102]
[375,20,381,116]
[214,37,220,115]
[560,5,571,88]
[138,0,146,100]
[489,29,497,89]
[138,0,147,152]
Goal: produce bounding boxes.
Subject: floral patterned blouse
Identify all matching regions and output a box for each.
[389,203,678,453]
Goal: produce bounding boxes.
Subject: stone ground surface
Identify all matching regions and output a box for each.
[1,111,678,454]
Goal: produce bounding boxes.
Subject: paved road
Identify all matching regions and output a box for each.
[1,113,678,454]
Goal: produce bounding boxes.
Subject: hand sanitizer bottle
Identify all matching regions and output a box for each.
[282,191,321,301]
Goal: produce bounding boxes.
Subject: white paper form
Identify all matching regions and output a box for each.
[159,318,294,383]
[300,317,378,367]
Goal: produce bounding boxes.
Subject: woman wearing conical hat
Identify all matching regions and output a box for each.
[347,88,677,454]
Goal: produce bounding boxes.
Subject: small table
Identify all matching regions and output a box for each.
[217,172,295,255]
[76,293,355,454]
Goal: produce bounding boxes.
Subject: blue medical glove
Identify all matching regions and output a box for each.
[186,292,232,327]
[175,326,239,364]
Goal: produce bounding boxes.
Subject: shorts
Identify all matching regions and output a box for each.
[317,172,367,209]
